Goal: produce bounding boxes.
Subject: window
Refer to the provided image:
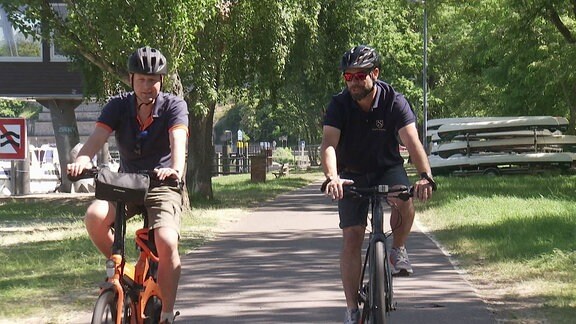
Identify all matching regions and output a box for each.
[0,6,42,62]
[49,3,70,62]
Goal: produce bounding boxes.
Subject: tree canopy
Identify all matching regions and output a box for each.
[3,0,576,197]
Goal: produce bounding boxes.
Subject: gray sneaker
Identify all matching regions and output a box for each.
[344,308,360,324]
[390,246,413,276]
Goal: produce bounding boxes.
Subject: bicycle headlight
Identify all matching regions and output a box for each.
[105,259,115,278]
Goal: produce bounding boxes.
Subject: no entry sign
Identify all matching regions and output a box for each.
[0,118,27,160]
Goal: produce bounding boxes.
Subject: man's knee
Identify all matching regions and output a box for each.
[342,226,365,250]
[84,200,112,228]
[154,227,180,257]
[390,198,414,216]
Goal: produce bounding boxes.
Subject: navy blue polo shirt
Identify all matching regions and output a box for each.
[324,80,415,173]
[97,92,188,173]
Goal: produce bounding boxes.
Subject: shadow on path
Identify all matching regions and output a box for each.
[174,183,495,323]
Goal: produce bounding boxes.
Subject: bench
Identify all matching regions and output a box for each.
[272,164,290,178]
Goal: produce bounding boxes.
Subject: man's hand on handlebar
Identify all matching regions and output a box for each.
[67,161,93,177]
[322,176,354,200]
[154,167,180,181]
[413,173,437,202]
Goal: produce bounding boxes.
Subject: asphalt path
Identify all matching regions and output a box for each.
[172,183,496,323]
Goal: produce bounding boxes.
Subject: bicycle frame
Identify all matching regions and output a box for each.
[101,201,163,324]
[69,168,181,324]
[369,196,388,250]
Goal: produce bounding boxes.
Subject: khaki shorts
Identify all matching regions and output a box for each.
[124,185,183,235]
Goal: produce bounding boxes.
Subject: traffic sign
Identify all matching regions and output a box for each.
[0,118,27,160]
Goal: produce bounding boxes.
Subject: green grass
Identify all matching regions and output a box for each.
[416,174,576,323]
[0,169,324,321]
[3,170,576,322]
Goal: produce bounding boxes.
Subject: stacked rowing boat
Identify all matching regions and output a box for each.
[427,116,576,175]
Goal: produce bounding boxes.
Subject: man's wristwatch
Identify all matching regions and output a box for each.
[420,172,437,191]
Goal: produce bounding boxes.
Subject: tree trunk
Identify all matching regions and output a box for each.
[569,84,576,135]
[561,83,576,135]
[186,103,215,200]
[37,99,82,192]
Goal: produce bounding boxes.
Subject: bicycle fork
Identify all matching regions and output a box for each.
[99,253,129,324]
[359,233,387,301]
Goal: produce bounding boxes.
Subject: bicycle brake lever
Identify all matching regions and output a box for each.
[320,178,330,192]
[394,187,414,202]
[397,192,412,202]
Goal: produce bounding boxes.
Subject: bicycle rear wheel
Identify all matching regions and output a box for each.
[370,241,387,324]
[91,290,117,324]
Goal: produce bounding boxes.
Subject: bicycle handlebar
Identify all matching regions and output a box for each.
[67,167,99,182]
[344,185,413,201]
[320,179,414,202]
[67,167,181,188]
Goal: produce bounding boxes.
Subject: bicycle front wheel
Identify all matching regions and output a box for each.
[143,295,162,324]
[369,241,387,324]
[91,290,117,324]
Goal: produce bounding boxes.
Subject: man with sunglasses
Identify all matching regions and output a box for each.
[320,45,435,324]
[67,46,188,324]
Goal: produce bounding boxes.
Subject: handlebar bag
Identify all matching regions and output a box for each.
[95,168,150,203]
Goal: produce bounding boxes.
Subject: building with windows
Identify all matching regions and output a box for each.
[0,4,83,98]
[0,3,96,193]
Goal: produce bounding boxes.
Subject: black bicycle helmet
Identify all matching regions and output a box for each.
[128,46,168,75]
[340,45,380,71]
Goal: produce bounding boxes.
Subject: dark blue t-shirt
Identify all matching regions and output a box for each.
[323,80,415,173]
[97,92,188,173]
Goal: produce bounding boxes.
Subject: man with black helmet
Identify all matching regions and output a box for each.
[320,45,435,323]
[68,46,188,324]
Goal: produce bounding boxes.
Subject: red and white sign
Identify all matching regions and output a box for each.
[0,118,27,160]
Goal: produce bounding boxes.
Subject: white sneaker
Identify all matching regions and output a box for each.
[390,246,413,276]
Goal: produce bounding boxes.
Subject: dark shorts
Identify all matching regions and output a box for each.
[124,185,183,235]
[338,164,410,229]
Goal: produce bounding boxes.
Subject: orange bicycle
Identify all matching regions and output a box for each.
[69,168,180,324]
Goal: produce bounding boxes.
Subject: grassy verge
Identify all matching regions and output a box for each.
[416,174,576,323]
[3,169,575,323]
[0,169,324,322]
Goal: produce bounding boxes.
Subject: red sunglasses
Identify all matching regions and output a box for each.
[343,71,371,82]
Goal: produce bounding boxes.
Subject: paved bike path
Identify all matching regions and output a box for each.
[174,182,496,323]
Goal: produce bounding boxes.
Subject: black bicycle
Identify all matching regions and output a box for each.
[321,180,414,324]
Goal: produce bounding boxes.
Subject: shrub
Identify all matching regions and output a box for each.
[272,147,294,165]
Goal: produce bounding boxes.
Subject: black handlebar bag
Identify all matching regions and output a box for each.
[94,168,150,203]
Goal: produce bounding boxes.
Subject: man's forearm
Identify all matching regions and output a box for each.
[321,145,339,179]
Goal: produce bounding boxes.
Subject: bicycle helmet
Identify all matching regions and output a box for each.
[128,46,168,75]
[340,45,380,71]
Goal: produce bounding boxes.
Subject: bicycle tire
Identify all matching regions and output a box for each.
[91,290,117,324]
[143,295,162,324]
[123,292,136,324]
[370,241,387,324]
[361,289,370,323]
[384,251,394,313]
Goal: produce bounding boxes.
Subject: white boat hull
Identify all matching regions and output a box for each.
[432,116,568,140]
[430,152,573,175]
[431,134,576,158]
